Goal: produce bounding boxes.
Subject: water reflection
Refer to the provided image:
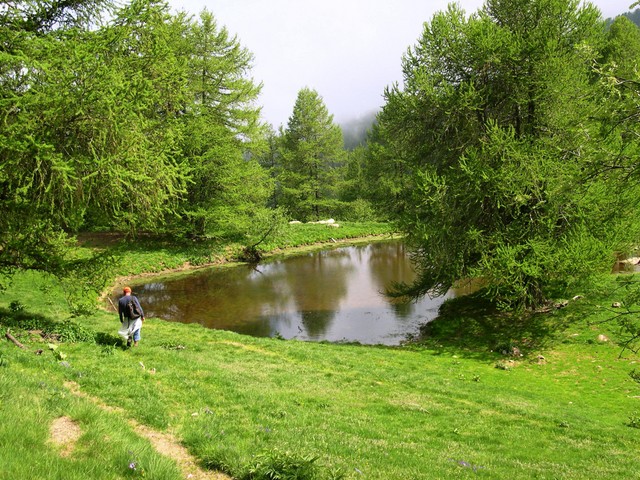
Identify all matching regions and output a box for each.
[123,241,454,345]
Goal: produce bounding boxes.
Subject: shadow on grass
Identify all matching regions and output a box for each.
[411,292,581,361]
[0,306,128,350]
[0,308,96,343]
[95,331,126,348]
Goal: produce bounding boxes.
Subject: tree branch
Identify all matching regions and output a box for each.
[5,331,25,349]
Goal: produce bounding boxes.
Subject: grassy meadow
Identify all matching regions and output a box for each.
[1,223,639,479]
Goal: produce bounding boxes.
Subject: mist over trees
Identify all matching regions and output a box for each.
[2,0,640,311]
[340,111,377,150]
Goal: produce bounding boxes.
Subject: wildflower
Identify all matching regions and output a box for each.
[129,462,137,470]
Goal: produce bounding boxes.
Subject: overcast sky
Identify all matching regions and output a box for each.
[167,0,636,128]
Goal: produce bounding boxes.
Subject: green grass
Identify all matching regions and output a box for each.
[260,222,396,252]
[0,345,182,480]
[1,231,639,479]
[81,222,394,280]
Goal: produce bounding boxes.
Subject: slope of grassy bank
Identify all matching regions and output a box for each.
[90,222,396,280]
[1,227,639,479]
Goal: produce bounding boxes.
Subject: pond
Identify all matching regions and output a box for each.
[122,241,459,345]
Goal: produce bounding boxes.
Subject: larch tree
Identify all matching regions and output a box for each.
[0,0,277,285]
[176,9,272,239]
[601,15,640,79]
[373,0,640,309]
[0,0,276,290]
[0,0,190,277]
[278,88,345,222]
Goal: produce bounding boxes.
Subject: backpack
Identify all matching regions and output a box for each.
[126,298,140,319]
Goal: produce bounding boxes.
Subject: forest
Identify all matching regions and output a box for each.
[3,0,640,312]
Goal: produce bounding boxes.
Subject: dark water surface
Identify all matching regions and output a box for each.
[128,241,455,345]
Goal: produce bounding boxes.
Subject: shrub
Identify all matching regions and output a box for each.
[242,449,320,480]
[52,320,95,343]
[2,314,95,343]
[9,300,25,312]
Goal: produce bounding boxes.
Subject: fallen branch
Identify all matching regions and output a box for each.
[108,297,117,312]
[5,331,25,349]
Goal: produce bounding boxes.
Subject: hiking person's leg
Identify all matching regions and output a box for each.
[126,319,133,347]
[132,327,141,347]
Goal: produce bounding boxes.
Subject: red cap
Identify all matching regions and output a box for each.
[123,286,132,294]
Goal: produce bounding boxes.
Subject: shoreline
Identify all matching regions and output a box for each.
[101,233,402,304]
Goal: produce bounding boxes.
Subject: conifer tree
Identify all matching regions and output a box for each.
[373,0,640,309]
[176,9,270,239]
[278,88,345,221]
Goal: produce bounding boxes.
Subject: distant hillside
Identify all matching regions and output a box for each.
[606,8,640,27]
[340,111,377,150]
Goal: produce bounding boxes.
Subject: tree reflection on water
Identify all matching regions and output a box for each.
[125,241,454,345]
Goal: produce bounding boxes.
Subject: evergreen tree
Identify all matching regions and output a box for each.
[278,88,345,221]
[361,121,413,220]
[602,15,640,79]
[175,9,271,239]
[0,0,190,276]
[373,0,640,309]
[0,0,272,279]
[258,126,282,209]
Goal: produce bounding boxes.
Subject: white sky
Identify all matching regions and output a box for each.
[167,0,637,128]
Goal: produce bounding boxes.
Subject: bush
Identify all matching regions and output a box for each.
[242,449,320,480]
[1,313,95,343]
[51,320,95,343]
[9,300,26,312]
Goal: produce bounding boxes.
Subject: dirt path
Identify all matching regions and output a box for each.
[63,381,231,480]
[49,416,82,457]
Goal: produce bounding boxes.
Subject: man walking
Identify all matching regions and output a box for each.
[118,286,145,347]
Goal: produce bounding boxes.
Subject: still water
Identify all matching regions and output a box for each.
[130,241,454,345]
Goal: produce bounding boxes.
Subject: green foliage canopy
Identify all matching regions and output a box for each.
[0,0,192,274]
[176,10,272,239]
[0,0,273,279]
[373,0,640,309]
[602,15,640,79]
